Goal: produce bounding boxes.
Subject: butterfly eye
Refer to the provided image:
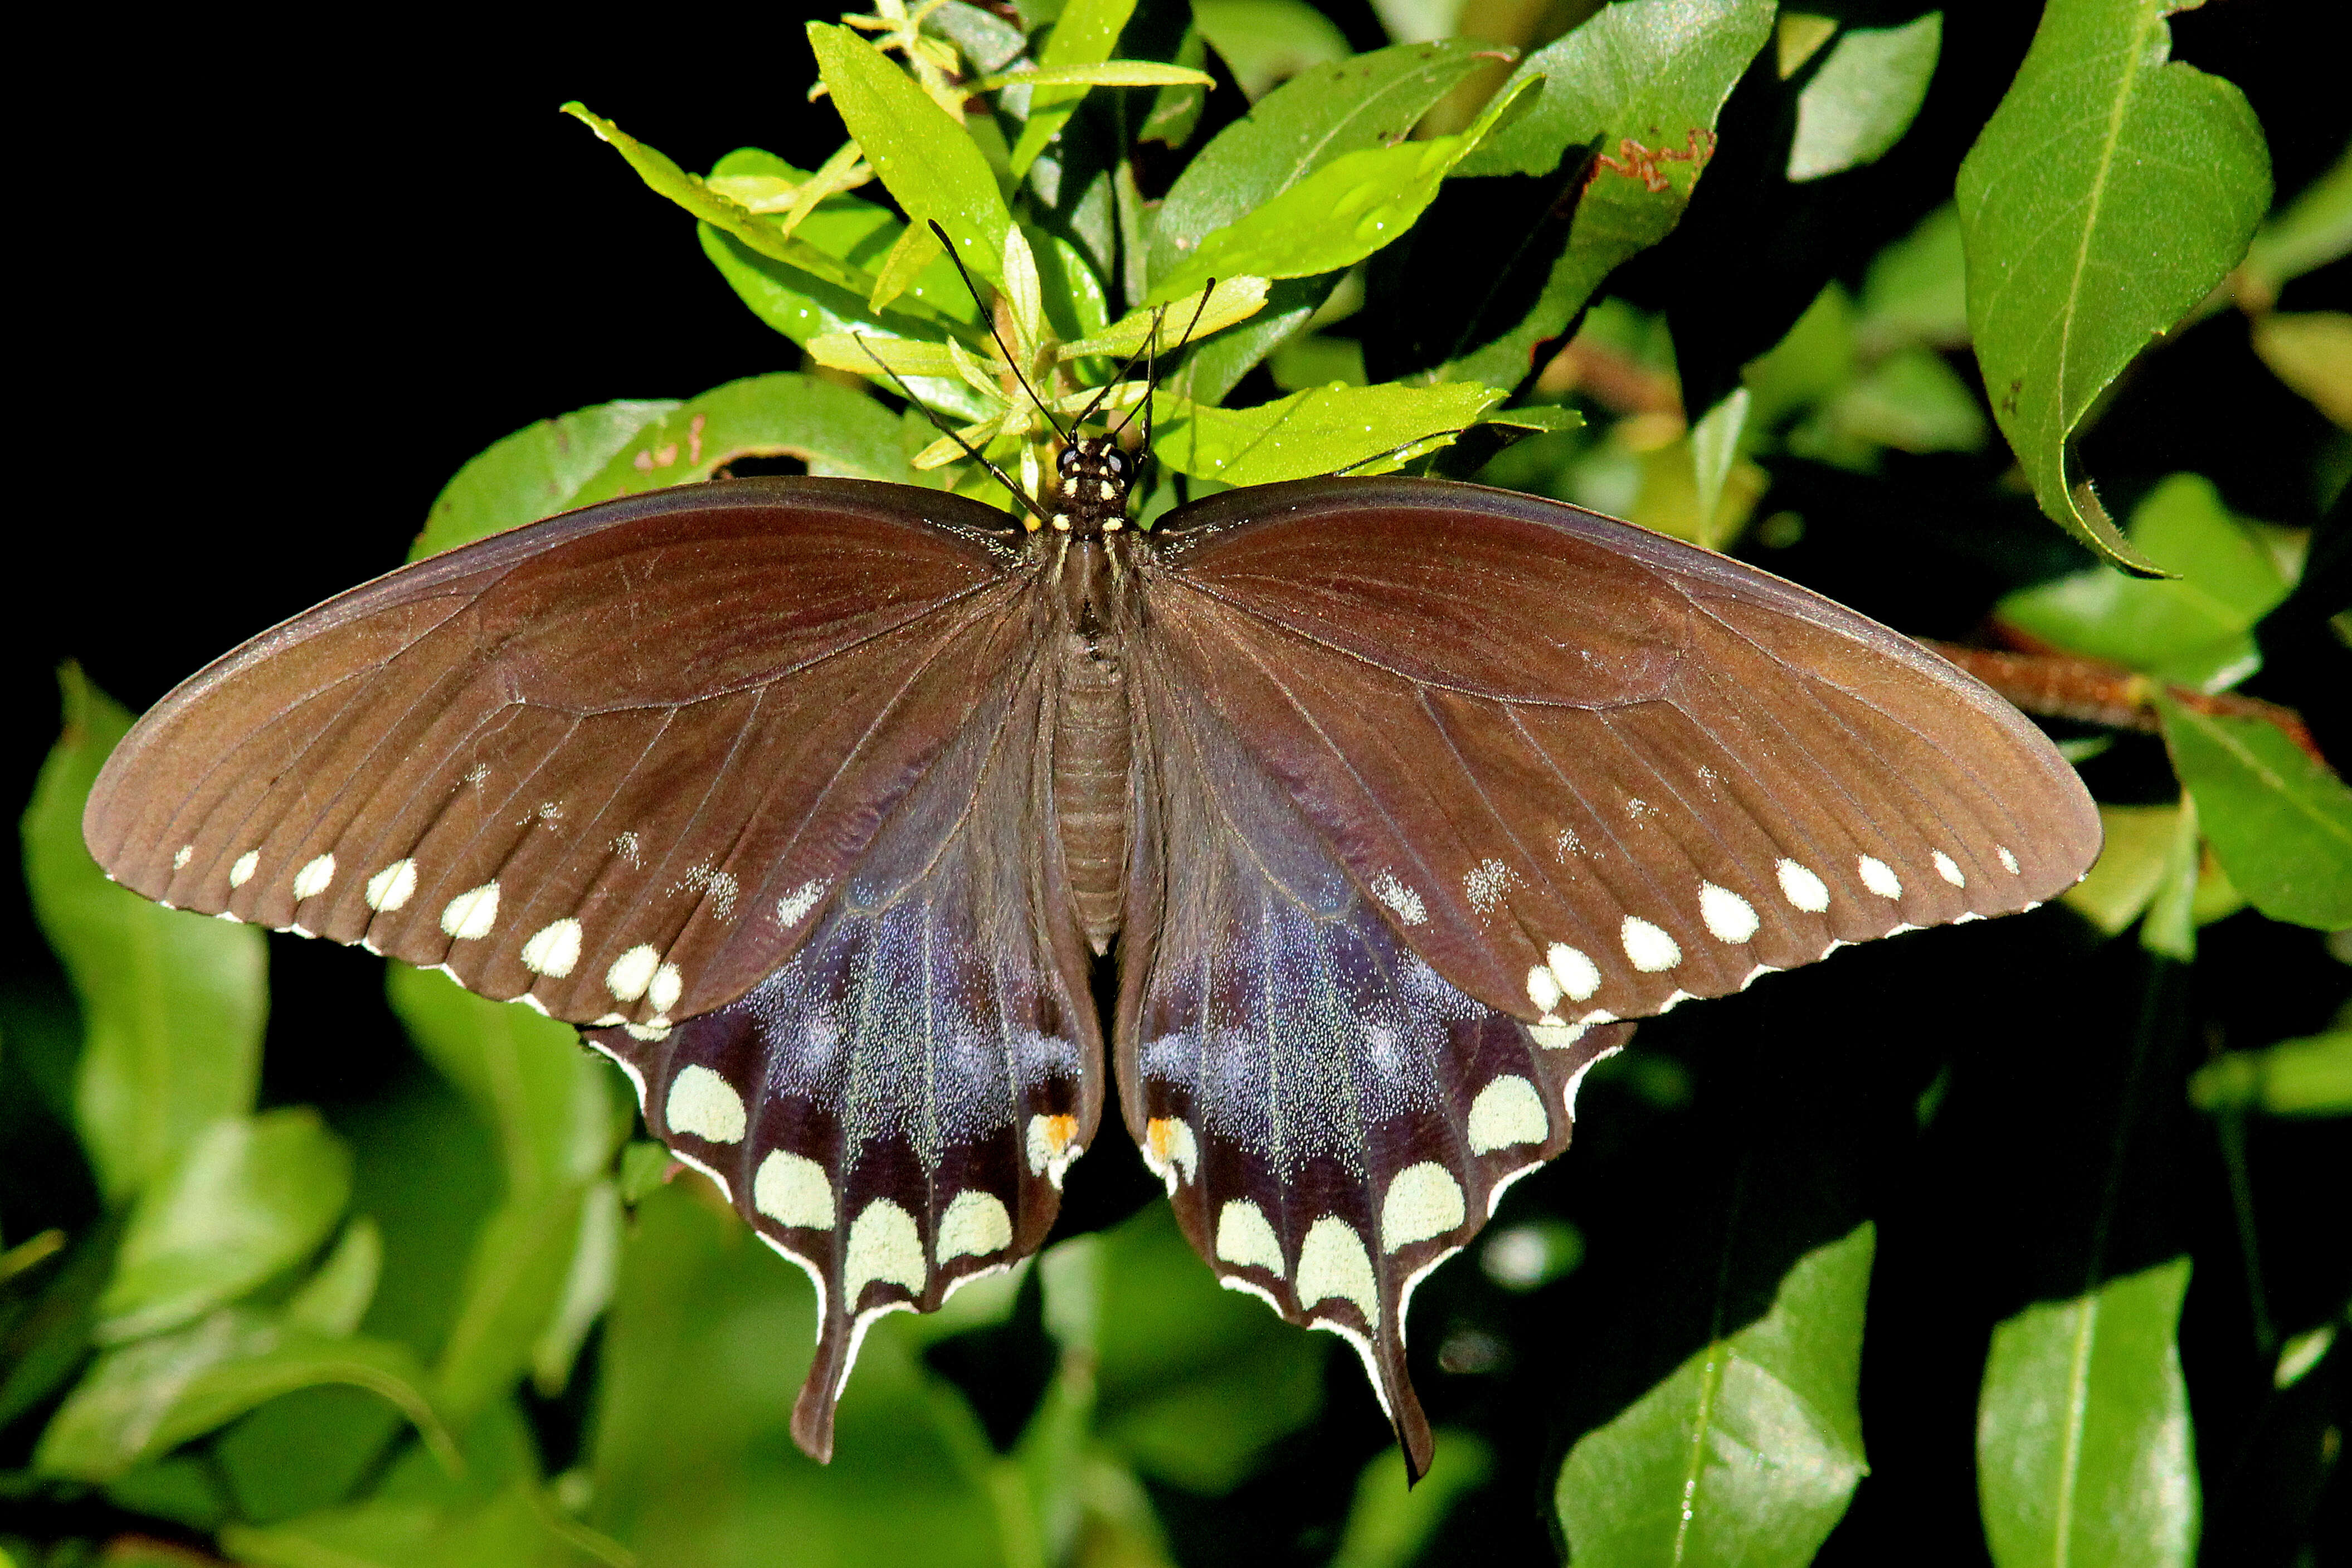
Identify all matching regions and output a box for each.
[1104,451,1125,475]
[1058,448,1080,474]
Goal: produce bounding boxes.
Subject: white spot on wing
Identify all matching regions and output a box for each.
[1554,826,1588,860]
[1547,942,1601,1001]
[843,1198,926,1302]
[1776,858,1830,912]
[1296,1216,1380,1326]
[1620,916,1681,972]
[1529,1020,1588,1050]
[665,1064,746,1143]
[1526,965,1564,1014]
[366,859,417,912]
[1468,1075,1549,1154]
[1025,1114,1080,1189]
[1381,1163,1467,1252]
[230,851,259,888]
[936,1190,1014,1263]
[754,1150,834,1229]
[291,854,336,900]
[1370,869,1428,926]
[441,882,501,941]
[520,918,583,978]
[1997,845,2021,875]
[1464,858,1514,913]
[1214,1200,1285,1274]
[675,864,741,921]
[606,944,661,1002]
[172,845,192,870]
[1143,1117,1199,1191]
[648,963,683,1015]
[1858,855,1902,899]
[774,879,828,927]
[465,761,490,786]
[611,831,642,866]
[1932,850,1966,887]
[1699,882,1758,943]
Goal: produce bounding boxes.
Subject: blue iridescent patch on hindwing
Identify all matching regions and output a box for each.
[1117,666,1632,1478]
[586,652,1100,1462]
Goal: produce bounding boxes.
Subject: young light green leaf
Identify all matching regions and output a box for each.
[1689,387,1750,538]
[1956,0,2270,573]
[991,61,1214,92]
[1152,381,1506,486]
[1149,74,1540,305]
[1859,203,1969,352]
[413,400,681,559]
[2251,311,2352,427]
[2158,696,2352,930]
[1142,26,1210,148]
[2140,792,2200,962]
[1329,1431,1491,1568]
[1005,0,1142,174]
[95,1111,351,1345]
[567,373,926,507]
[387,966,624,1418]
[1997,474,2293,691]
[1786,13,1942,182]
[1485,405,1586,434]
[1827,347,1990,455]
[1438,0,1776,388]
[2063,803,2181,937]
[2238,148,2352,308]
[1978,1258,2199,1568]
[1555,1223,1872,1567]
[25,669,267,1205]
[37,1307,455,1484]
[1192,0,1352,99]
[562,103,907,310]
[807,22,1014,289]
[1059,276,1269,359]
[284,1218,383,1338]
[531,1179,621,1397]
[2189,1030,2352,1118]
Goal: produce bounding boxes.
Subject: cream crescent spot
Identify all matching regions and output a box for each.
[441,881,501,940]
[1467,1074,1549,1154]
[1381,1163,1466,1252]
[665,1064,746,1143]
[1214,1199,1285,1275]
[843,1198,926,1302]
[1296,1216,1379,1327]
[753,1150,835,1230]
[936,1190,1014,1263]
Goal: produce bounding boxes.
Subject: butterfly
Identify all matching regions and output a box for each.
[81,273,2100,1478]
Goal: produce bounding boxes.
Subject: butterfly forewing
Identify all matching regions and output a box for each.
[1118,656,1637,1477]
[84,480,1034,1030]
[1141,478,2101,1035]
[586,640,1100,1462]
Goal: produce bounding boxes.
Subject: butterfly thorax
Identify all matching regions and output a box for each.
[1045,434,1134,537]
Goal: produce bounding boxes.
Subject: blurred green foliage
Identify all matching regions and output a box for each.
[5,2,2346,1565]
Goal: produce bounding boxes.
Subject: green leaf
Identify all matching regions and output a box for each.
[1141,26,1210,148]
[2251,310,2352,428]
[2189,1029,2352,1118]
[36,1307,455,1484]
[1192,0,1352,100]
[285,1217,383,1338]
[1786,12,1941,182]
[983,60,1212,92]
[388,966,626,1421]
[25,668,266,1204]
[1006,0,1141,176]
[1997,474,2293,690]
[2158,695,2352,930]
[1152,380,1506,486]
[1328,1431,1491,1568]
[412,400,680,559]
[1438,0,1775,388]
[1150,74,1538,306]
[564,373,923,508]
[1092,1204,1324,1492]
[2064,803,2183,936]
[1689,387,1750,540]
[1859,203,1969,352]
[531,1179,621,1397]
[1978,1258,2199,1568]
[1956,0,2270,572]
[223,1400,607,1568]
[1743,284,1858,428]
[562,102,926,316]
[1556,1223,1873,1566]
[0,1218,121,1432]
[2239,147,2352,305]
[807,22,1014,290]
[96,1110,352,1345]
[1825,346,1990,455]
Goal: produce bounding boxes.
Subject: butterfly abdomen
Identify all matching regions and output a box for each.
[1048,537,1135,956]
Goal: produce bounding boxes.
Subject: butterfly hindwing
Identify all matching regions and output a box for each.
[84,480,1039,1030]
[1117,655,1635,1478]
[1143,478,2100,1033]
[587,639,1102,1461]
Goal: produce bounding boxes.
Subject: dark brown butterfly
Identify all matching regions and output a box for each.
[81,386,2099,1476]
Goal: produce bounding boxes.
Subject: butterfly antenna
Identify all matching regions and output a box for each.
[851,334,1053,527]
[1328,427,1474,479]
[927,220,1068,444]
[1106,280,1215,440]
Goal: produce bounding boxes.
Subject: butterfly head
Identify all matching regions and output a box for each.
[1048,435,1136,537]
